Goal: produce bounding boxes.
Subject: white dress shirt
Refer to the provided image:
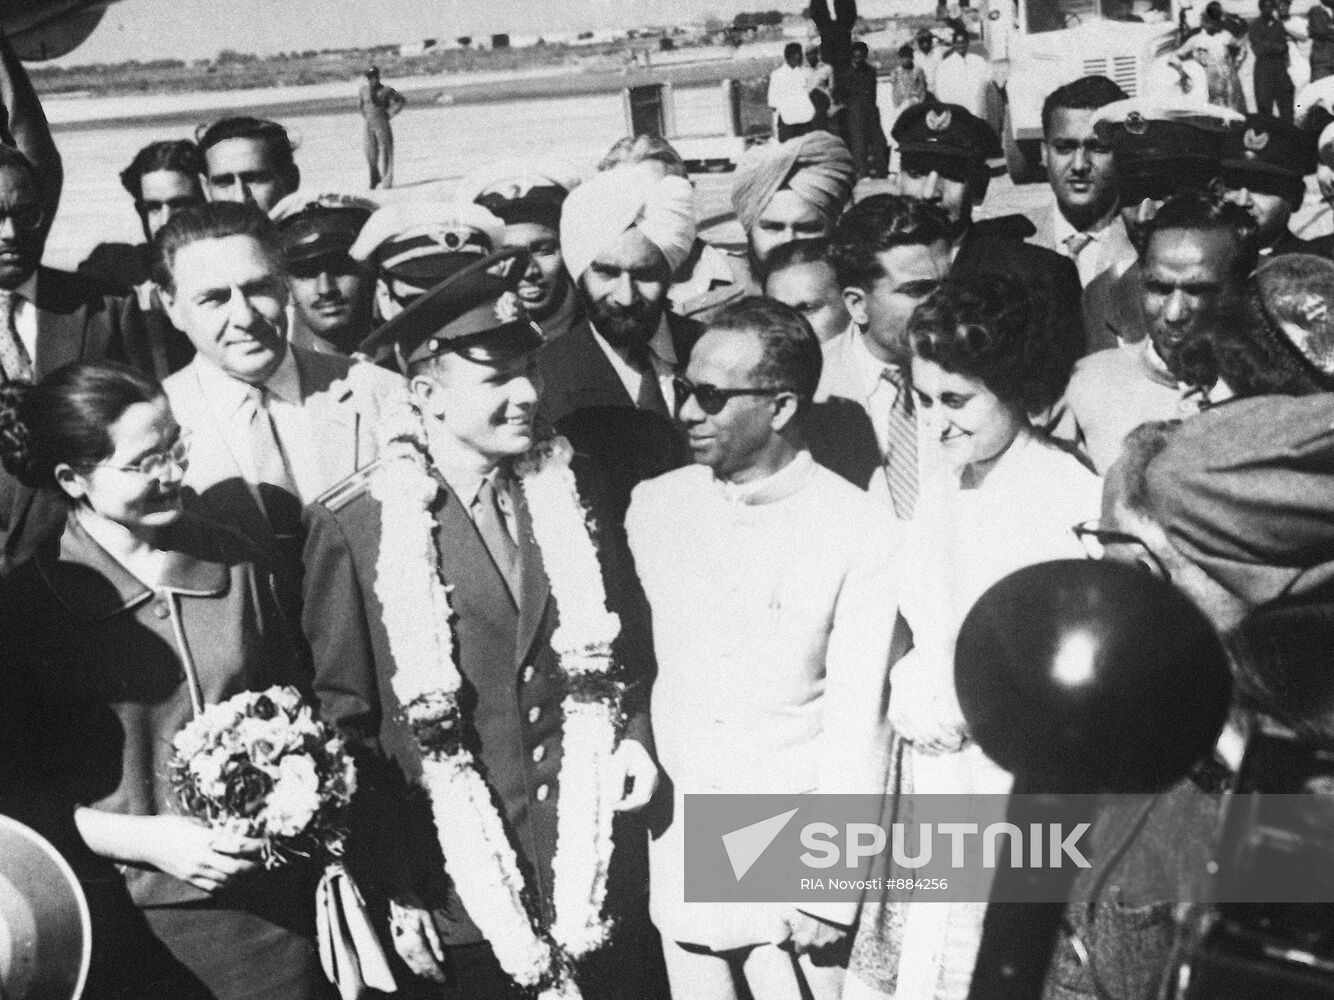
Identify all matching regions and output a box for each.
[590,315,678,413]
[1050,207,1138,288]
[932,51,991,117]
[767,63,816,125]
[11,272,38,365]
[193,347,323,504]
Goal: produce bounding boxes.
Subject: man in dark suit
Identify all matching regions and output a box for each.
[891,101,1087,366]
[536,163,703,499]
[303,252,664,999]
[0,144,159,570]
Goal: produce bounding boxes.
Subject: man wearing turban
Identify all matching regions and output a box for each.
[536,161,702,426]
[730,131,856,278]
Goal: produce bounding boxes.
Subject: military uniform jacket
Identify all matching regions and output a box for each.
[301,455,654,947]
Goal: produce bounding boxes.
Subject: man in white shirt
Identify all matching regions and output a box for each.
[932,28,991,118]
[1037,76,1137,288]
[769,42,818,141]
[626,296,898,1000]
[820,194,952,517]
[157,202,402,577]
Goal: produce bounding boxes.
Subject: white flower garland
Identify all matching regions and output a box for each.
[369,405,624,998]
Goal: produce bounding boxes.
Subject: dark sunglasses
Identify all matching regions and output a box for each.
[286,254,360,280]
[672,376,787,416]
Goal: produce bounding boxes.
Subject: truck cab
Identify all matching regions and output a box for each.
[984,0,1192,180]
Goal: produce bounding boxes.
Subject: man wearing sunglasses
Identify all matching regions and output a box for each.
[626,296,899,1000]
[271,192,376,357]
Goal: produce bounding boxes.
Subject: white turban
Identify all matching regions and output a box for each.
[560,163,697,280]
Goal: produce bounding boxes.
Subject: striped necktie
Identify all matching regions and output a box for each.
[0,289,33,383]
[881,367,919,521]
[1063,232,1093,259]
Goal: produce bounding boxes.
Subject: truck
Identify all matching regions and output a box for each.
[981,0,1195,181]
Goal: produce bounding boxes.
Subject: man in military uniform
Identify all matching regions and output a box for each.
[269,191,377,356]
[1081,111,1224,350]
[1218,113,1332,258]
[890,101,1086,363]
[302,251,665,999]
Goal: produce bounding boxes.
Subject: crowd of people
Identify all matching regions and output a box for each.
[4,14,1334,1000]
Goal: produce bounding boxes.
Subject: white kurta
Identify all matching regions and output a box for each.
[626,452,901,950]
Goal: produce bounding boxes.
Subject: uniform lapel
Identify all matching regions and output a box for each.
[511,483,552,670]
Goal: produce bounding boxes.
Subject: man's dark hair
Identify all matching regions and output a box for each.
[907,271,1075,413]
[708,296,823,409]
[152,201,282,292]
[196,116,299,187]
[852,41,869,56]
[119,140,204,201]
[898,43,915,57]
[1041,75,1129,136]
[0,145,38,185]
[1145,191,1260,284]
[784,42,804,60]
[828,194,951,290]
[764,237,834,278]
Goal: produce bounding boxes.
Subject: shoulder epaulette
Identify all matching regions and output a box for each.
[314,459,386,512]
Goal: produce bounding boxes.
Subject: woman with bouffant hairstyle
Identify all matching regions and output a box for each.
[0,361,327,1000]
[848,274,1101,1000]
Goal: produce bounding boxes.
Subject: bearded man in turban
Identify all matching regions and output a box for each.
[731,131,856,279]
[534,162,704,520]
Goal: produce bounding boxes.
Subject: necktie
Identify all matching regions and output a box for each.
[244,385,302,538]
[881,368,919,521]
[0,289,33,383]
[1063,232,1093,259]
[472,477,520,598]
[629,344,670,417]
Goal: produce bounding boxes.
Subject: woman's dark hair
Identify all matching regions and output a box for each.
[907,272,1074,413]
[0,362,164,497]
[1232,594,1334,742]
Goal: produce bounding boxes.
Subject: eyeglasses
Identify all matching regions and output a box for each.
[1071,519,1171,582]
[0,204,45,234]
[83,436,191,478]
[672,376,788,416]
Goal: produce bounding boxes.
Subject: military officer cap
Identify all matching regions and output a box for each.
[349,202,507,287]
[358,248,544,372]
[268,190,377,270]
[1096,113,1219,204]
[1218,114,1317,207]
[891,101,1001,181]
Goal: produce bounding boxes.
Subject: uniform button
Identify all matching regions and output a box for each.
[528,706,541,724]
[522,665,535,683]
[535,784,550,801]
[532,744,546,763]
[152,600,170,620]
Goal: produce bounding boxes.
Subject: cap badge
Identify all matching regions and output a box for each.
[494,291,521,323]
[428,225,467,250]
[926,109,952,133]
[1124,112,1148,136]
[428,337,442,353]
[1243,128,1269,152]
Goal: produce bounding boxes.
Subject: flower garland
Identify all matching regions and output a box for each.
[369,404,624,998]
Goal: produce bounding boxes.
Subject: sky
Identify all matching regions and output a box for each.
[52,0,802,65]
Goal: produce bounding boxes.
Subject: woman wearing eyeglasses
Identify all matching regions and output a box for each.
[846,275,1102,1000]
[0,361,327,1000]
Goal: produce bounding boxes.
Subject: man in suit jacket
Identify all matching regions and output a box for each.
[0,145,170,570]
[1031,76,1137,290]
[891,101,1087,364]
[303,253,664,998]
[155,202,402,584]
[536,163,704,494]
[819,194,952,510]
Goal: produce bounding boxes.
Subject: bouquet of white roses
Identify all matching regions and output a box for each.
[169,685,357,868]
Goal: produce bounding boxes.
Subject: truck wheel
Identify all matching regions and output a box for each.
[1002,105,1044,184]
